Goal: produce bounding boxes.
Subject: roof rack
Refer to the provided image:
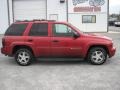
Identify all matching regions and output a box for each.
[15,20,30,22]
[33,19,56,22]
[15,19,56,22]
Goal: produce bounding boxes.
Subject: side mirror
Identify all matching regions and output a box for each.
[73,32,80,38]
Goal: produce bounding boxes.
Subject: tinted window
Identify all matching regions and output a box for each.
[5,24,27,36]
[29,23,48,36]
[53,24,73,37]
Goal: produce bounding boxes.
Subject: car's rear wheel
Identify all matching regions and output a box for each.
[15,48,33,66]
[87,47,107,65]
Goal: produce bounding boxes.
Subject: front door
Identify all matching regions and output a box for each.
[51,23,82,57]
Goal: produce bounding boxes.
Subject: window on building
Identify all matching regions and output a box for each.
[52,24,74,37]
[5,24,27,36]
[29,23,48,36]
[82,15,96,23]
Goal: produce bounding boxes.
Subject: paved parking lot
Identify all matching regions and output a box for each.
[0,32,120,90]
[109,26,120,32]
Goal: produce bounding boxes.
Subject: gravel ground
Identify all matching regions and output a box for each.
[0,32,120,90]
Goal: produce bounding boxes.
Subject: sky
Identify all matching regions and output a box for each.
[109,0,120,14]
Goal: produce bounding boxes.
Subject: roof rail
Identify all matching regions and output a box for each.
[15,19,56,22]
[33,19,56,22]
[15,20,30,22]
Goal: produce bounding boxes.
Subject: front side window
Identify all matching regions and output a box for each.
[52,24,73,37]
[29,23,48,36]
[5,24,27,36]
[82,15,96,23]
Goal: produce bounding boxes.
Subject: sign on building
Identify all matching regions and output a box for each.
[68,0,107,13]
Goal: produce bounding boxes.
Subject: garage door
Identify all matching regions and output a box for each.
[13,0,46,21]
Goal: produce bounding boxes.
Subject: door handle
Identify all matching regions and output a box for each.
[52,40,59,42]
[27,39,33,42]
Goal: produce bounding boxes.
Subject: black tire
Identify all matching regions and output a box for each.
[15,48,34,66]
[87,47,107,65]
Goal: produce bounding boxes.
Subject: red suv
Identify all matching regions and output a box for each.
[1,20,116,66]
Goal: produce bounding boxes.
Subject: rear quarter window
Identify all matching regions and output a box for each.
[5,24,28,36]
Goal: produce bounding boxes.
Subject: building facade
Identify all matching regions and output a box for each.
[0,0,109,34]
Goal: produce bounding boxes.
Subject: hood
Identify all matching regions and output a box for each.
[84,33,112,41]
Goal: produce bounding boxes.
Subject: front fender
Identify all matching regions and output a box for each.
[82,41,110,58]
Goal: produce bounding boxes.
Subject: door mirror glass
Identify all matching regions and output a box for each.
[73,31,80,38]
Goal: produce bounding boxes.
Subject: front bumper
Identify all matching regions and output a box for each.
[109,47,116,58]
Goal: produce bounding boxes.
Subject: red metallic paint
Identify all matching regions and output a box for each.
[1,21,116,59]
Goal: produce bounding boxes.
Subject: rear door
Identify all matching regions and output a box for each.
[28,23,51,57]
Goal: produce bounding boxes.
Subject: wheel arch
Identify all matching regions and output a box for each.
[85,45,109,58]
[12,45,35,57]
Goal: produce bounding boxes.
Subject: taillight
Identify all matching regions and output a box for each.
[2,38,5,47]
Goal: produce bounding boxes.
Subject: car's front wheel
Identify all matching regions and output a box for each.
[87,47,107,65]
[15,48,33,66]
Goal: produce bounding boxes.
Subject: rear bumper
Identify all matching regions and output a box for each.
[1,47,6,55]
[109,47,116,58]
[1,47,11,56]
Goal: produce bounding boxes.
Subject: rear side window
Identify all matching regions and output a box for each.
[29,23,48,36]
[5,24,27,36]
